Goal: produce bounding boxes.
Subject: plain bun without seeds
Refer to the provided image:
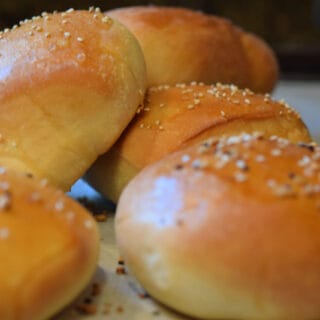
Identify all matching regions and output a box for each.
[116,134,320,319]
[107,6,278,93]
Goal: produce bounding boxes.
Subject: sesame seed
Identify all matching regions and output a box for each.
[273,184,296,197]
[298,156,311,167]
[54,200,64,211]
[159,103,165,108]
[187,104,195,110]
[76,52,86,62]
[244,98,251,104]
[197,144,210,154]
[84,220,94,229]
[255,155,266,162]
[192,159,208,169]
[242,134,253,142]
[0,191,11,210]
[66,211,75,221]
[234,172,247,182]
[267,179,276,188]
[0,227,10,240]
[271,149,282,156]
[194,99,200,105]
[303,168,315,178]
[226,136,242,145]
[77,37,84,42]
[0,182,9,191]
[64,32,71,38]
[39,179,48,188]
[176,83,186,88]
[102,16,111,24]
[66,8,75,13]
[29,192,41,202]
[236,159,248,171]
[181,155,190,163]
[220,110,226,117]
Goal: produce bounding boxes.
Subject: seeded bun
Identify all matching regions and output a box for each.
[0,167,99,320]
[116,134,320,319]
[107,6,278,93]
[85,83,311,202]
[0,8,146,190]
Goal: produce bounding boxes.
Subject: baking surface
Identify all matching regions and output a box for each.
[55,80,320,320]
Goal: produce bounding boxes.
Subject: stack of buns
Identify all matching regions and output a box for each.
[0,4,318,320]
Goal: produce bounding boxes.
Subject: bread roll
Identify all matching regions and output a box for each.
[116,134,320,319]
[0,167,99,320]
[0,8,146,190]
[85,83,311,202]
[107,6,278,93]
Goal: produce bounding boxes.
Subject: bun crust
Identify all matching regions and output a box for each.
[0,168,99,320]
[85,83,311,202]
[116,135,320,319]
[107,6,278,92]
[0,9,146,190]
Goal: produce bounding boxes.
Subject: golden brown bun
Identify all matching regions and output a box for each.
[107,6,278,93]
[0,167,99,320]
[85,83,311,202]
[116,134,320,319]
[0,8,146,190]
